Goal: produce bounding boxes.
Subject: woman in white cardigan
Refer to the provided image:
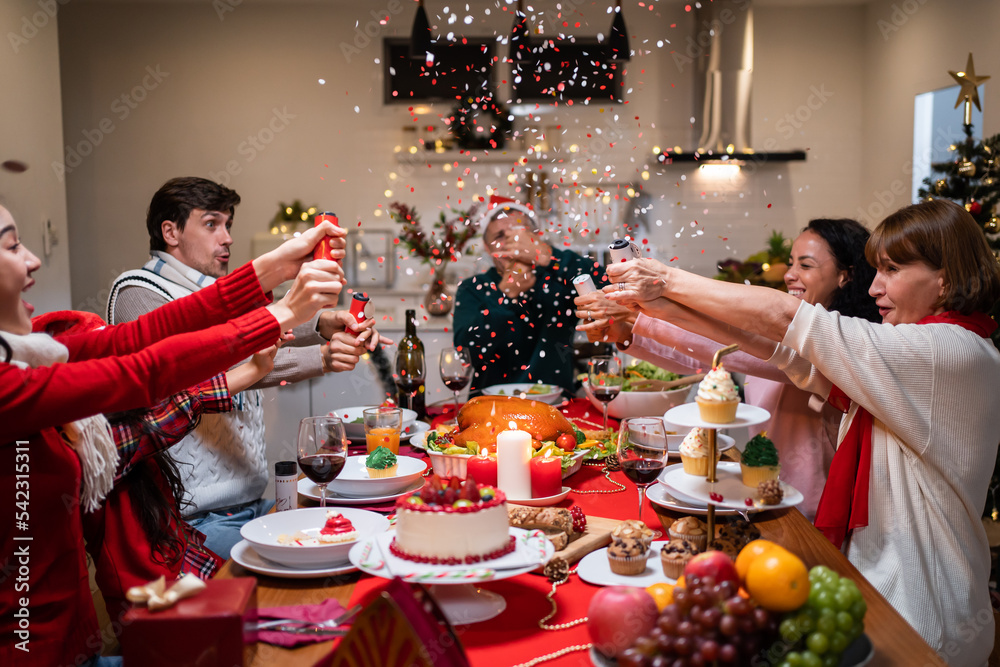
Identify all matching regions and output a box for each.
[604,199,1000,667]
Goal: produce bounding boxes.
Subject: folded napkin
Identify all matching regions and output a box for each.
[255,598,351,647]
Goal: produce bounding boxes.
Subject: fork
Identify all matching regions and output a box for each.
[250,603,361,632]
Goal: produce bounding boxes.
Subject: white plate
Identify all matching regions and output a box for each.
[240,507,390,568]
[400,421,431,442]
[645,482,745,516]
[659,461,804,511]
[664,402,771,430]
[577,540,676,587]
[481,383,564,405]
[349,528,554,583]
[297,477,423,505]
[667,432,735,456]
[329,406,418,438]
[507,486,571,507]
[327,455,427,497]
[230,540,359,579]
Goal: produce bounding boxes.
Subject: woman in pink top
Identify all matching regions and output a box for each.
[576,219,880,519]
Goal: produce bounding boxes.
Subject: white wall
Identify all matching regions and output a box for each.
[859,0,1000,227]
[57,0,875,310]
[1,0,71,314]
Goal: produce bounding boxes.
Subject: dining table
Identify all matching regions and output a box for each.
[218,400,943,667]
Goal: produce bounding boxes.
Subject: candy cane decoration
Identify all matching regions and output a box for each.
[359,540,384,570]
[402,568,496,582]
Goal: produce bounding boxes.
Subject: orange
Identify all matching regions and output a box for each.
[745,548,810,612]
[735,539,780,582]
[675,575,685,589]
[645,582,675,611]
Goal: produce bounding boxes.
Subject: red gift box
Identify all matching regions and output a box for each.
[121,577,257,667]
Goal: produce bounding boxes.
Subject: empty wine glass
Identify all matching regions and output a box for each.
[588,355,622,433]
[617,417,669,522]
[394,345,426,411]
[439,347,473,421]
[297,416,347,508]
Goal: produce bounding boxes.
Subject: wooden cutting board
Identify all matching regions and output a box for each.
[507,507,620,565]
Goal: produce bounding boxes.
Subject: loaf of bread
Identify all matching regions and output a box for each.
[508,506,583,551]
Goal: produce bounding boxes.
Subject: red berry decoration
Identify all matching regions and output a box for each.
[570,505,587,533]
[459,479,480,502]
[448,476,462,492]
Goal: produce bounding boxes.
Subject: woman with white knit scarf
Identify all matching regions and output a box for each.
[605,199,1000,666]
[0,204,346,667]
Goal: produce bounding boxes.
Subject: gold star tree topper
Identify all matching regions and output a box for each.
[949,53,990,124]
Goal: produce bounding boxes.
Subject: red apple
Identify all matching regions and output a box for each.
[586,586,658,658]
[683,550,740,589]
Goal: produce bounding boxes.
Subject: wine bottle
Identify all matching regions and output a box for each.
[395,309,426,419]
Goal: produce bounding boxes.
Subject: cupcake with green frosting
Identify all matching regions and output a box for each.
[740,433,780,487]
[366,446,398,478]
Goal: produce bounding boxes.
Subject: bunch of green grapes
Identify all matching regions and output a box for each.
[773,566,867,667]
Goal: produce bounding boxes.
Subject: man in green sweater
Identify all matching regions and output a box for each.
[453,199,604,395]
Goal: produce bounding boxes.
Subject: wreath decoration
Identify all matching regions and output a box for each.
[449,94,513,150]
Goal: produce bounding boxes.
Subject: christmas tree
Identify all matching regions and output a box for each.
[916,54,999,351]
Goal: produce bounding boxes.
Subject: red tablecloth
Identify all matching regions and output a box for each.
[347,399,657,667]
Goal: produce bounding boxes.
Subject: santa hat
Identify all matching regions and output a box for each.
[478,194,537,231]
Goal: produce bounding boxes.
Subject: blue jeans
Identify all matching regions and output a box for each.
[186,498,274,560]
[83,656,123,667]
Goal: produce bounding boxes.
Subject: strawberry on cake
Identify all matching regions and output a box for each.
[391,475,514,565]
[277,510,358,546]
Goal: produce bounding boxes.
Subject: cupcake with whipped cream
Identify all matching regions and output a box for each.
[695,364,740,423]
[679,427,719,476]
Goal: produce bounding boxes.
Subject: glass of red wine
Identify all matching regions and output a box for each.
[394,345,426,412]
[439,347,473,422]
[297,416,347,508]
[588,354,622,434]
[616,417,669,522]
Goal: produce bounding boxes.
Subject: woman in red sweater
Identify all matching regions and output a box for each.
[0,204,345,667]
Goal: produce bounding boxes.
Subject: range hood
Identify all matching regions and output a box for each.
[659,0,805,165]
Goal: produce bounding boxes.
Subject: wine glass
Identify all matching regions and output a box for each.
[297,416,347,508]
[394,345,426,411]
[617,417,669,522]
[588,355,622,433]
[439,347,473,421]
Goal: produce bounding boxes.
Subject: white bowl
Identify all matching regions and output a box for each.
[328,455,427,497]
[328,406,418,438]
[240,507,389,568]
[426,451,472,479]
[481,383,564,406]
[583,380,691,420]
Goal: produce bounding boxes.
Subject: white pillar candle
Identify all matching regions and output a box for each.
[496,423,532,501]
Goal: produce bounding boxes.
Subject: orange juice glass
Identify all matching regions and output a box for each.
[363,407,403,454]
[366,427,401,454]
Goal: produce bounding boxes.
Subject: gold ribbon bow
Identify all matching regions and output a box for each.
[126,574,207,611]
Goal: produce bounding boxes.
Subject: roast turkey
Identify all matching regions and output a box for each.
[453,395,575,451]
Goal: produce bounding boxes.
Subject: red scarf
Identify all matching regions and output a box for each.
[813,310,997,549]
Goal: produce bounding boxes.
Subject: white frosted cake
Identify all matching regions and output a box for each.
[391,476,513,564]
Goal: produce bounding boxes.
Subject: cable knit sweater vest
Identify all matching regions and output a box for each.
[108,266,268,516]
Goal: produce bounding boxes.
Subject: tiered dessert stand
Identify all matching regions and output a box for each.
[662,345,772,539]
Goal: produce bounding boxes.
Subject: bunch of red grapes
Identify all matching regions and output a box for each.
[618,575,778,667]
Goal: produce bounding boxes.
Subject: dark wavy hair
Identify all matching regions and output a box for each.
[105,408,193,567]
[146,177,241,253]
[803,218,881,322]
